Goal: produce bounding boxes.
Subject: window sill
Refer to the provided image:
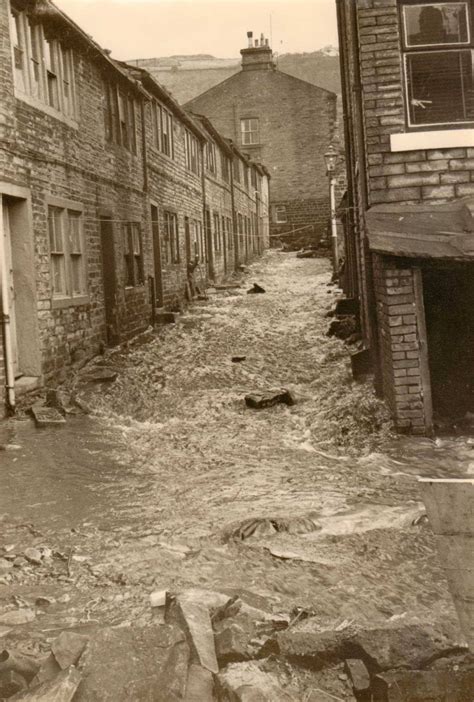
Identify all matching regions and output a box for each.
[390,129,474,152]
[52,295,89,309]
[15,91,78,129]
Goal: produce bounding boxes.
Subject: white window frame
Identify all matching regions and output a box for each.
[241,118,260,145]
[399,1,474,129]
[47,199,87,308]
[274,205,287,224]
[9,9,77,123]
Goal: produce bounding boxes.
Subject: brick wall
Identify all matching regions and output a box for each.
[185,66,337,248]
[357,0,474,206]
[373,254,428,434]
[0,0,271,418]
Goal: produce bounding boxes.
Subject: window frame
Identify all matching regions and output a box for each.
[10,10,77,121]
[240,117,260,145]
[274,205,288,224]
[47,201,87,307]
[163,211,180,264]
[398,0,474,129]
[123,222,144,288]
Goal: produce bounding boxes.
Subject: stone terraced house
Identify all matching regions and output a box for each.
[0,0,270,418]
[185,33,337,249]
[337,0,474,434]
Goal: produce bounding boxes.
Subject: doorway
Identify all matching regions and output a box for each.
[0,193,40,382]
[150,205,163,308]
[423,263,474,420]
[100,218,120,346]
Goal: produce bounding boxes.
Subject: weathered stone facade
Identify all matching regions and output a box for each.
[0,0,270,417]
[337,0,474,434]
[185,37,337,249]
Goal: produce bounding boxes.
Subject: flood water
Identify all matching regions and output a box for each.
[1,252,471,542]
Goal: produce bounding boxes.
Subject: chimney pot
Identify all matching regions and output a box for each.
[254,39,258,47]
[247,30,253,48]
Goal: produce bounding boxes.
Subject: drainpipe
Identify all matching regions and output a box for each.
[0,204,15,412]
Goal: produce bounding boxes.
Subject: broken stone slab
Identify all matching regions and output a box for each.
[24,548,43,565]
[0,670,28,698]
[0,609,36,626]
[52,631,89,670]
[372,664,474,701]
[244,389,296,410]
[82,368,118,383]
[175,588,232,615]
[215,623,252,666]
[351,623,468,672]
[344,659,371,699]
[183,663,214,702]
[216,661,295,701]
[0,649,41,683]
[247,283,266,294]
[166,594,218,674]
[278,622,468,674]
[155,640,190,702]
[9,666,81,701]
[74,624,183,701]
[31,406,66,427]
[150,590,167,608]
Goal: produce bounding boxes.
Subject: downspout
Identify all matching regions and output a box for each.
[230,156,239,269]
[0,202,15,413]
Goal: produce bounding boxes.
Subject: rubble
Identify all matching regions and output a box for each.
[184,663,214,702]
[244,388,296,409]
[166,593,219,674]
[81,368,118,383]
[216,661,294,701]
[0,610,36,626]
[231,356,246,363]
[246,283,266,294]
[0,670,27,698]
[10,666,81,701]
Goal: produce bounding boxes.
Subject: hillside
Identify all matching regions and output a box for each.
[128,49,341,105]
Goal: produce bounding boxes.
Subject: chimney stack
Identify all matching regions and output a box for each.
[240,31,274,71]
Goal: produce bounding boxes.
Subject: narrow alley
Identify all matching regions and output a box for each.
[0,252,471,699]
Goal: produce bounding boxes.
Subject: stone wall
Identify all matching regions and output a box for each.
[185,67,337,249]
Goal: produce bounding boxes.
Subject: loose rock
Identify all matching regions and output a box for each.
[0,610,36,626]
[247,283,266,294]
[244,389,295,409]
[166,594,218,674]
[184,664,214,702]
[10,666,81,701]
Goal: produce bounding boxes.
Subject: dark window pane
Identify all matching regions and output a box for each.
[407,49,474,125]
[403,3,469,47]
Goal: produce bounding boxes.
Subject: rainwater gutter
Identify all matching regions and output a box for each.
[0,205,15,412]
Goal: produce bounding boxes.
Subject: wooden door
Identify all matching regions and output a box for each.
[2,203,19,376]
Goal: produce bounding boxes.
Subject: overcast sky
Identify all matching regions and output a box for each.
[54,0,338,61]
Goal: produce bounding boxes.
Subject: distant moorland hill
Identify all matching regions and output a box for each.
[128,47,341,105]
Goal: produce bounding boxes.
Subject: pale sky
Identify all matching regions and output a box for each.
[54,0,338,61]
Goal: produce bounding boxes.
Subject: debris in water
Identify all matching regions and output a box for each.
[231,355,246,363]
[247,283,266,294]
[244,389,296,409]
